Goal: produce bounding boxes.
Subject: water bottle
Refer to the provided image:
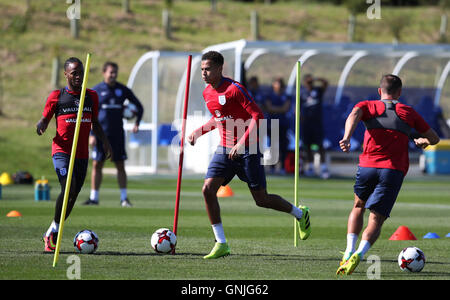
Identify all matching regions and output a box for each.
[34,179,43,201]
[35,177,50,201]
[42,179,50,201]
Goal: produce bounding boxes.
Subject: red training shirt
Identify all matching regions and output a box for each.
[356,100,430,175]
[199,77,264,148]
[42,88,99,159]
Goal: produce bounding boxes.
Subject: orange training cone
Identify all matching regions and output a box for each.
[217,185,234,197]
[389,225,417,240]
[6,210,22,217]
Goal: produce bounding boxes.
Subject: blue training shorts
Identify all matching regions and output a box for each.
[353,166,405,218]
[206,146,267,190]
[52,152,88,195]
[93,131,127,162]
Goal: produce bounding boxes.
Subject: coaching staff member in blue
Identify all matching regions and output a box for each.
[84,62,144,207]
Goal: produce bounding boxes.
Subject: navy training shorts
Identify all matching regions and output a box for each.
[52,152,88,195]
[93,130,127,162]
[300,121,324,147]
[353,166,405,218]
[205,146,267,190]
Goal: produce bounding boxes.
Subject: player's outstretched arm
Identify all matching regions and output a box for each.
[340,106,362,152]
[188,116,217,146]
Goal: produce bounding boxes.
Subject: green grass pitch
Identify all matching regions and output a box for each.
[0,175,449,280]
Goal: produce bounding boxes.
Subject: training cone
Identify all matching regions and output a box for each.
[6,210,22,217]
[389,225,417,240]
[423,232,440,239]
[446,233,450,238]
[217,185,234,197]
[0,172,14,186]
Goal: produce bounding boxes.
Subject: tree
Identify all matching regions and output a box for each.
[439,0,449,43]
[344,0,367,42]
[384,10,411,44]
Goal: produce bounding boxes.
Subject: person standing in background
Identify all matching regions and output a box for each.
[84,62,143,207]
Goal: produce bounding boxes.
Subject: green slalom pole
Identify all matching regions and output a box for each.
[294,61,301,247]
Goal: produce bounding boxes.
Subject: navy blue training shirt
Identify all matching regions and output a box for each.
[92,81,144,134]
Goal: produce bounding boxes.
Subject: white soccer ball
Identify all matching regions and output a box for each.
[123,103,138,120]
[398,247,425,272]
[151,228,177,254]
[73,229,99,254]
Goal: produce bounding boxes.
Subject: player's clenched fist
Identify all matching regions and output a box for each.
[187,131,198,146]
[339,138,351,152]
[36,117,48,136]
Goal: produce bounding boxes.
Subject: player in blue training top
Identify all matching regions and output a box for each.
[300,74,330,179]
[83,61,144,207]
[265,77,291,174]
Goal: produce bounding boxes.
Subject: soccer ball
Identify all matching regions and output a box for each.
[73,229,99,254]
[151,228,177,254]
[123,103,138,120]
[398,247,426,272]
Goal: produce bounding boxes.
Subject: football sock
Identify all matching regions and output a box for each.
[90,189,99,202]
[344,233,358,259]
[290,205,303,220]
[45,220,59,237]
[355,240,371,259]
[211,223,226,244]
[120,188,128,201]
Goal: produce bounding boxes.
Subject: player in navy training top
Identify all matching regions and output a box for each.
[265,77,291,174]
[84,62,143,207]
[300,74,329,179]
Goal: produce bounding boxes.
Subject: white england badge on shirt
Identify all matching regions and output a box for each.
[218,95,226,105]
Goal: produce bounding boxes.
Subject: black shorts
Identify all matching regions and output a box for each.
[301,122,324,146]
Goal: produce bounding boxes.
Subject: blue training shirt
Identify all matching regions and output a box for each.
[92,81,144,134]
[266,90,291,127]
[300,86,325,121]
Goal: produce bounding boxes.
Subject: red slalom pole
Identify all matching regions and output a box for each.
[172,55,192,254]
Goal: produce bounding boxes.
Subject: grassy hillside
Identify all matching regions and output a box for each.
[0,0,447,177]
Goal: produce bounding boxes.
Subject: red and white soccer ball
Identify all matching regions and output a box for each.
[398,247,426,272]
[151,228,177,254]
[73,229,99,254]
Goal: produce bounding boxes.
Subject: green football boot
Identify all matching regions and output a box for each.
[203,242,231,259]
[336,252,361,275]
[339,251,353,266]
[297,205,311,240]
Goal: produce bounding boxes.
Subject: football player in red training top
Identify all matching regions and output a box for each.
[336,74,440,275]
[187,51,311,259]
[36,57,112,252]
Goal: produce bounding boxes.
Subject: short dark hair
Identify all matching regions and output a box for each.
[380,74,402,95]
[64,57,83,71]
[103,61,118,72]
[201,51,224,67]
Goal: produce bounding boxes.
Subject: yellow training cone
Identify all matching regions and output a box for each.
[6,210,22,217]
[0,172,14,186]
